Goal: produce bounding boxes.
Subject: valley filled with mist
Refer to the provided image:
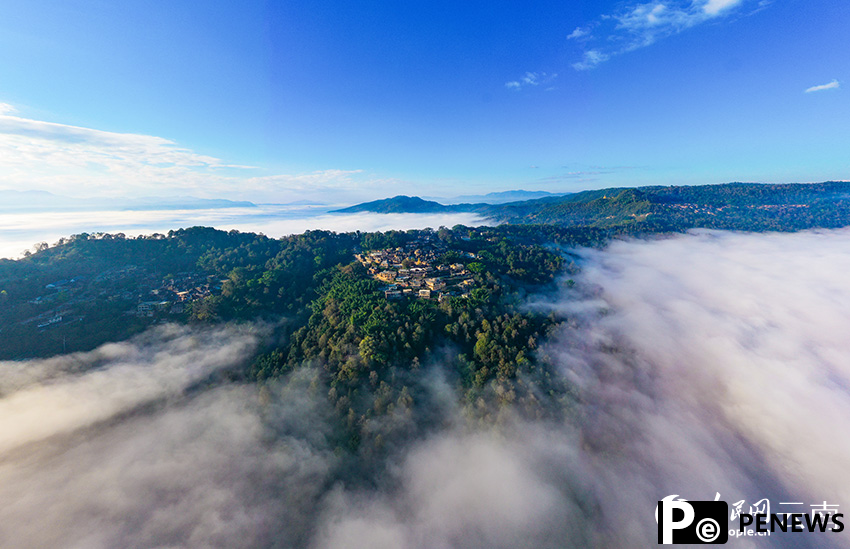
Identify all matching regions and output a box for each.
[2,224,849,548]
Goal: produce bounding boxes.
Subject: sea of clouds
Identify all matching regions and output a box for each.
[2,228,849,547]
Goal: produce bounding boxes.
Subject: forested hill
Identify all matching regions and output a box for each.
[331,195,481,214]
[338,182,850,232]
[0,225,582,459]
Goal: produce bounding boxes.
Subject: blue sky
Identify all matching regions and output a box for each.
[0,0,847,203]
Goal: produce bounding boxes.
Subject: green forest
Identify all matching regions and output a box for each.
[0,225,585,458]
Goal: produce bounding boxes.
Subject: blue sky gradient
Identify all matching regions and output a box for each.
[0,0,847,202]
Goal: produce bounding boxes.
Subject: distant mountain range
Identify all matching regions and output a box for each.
[436,190,570,204]
[333,182,850,232]
[0,190,256,212]
[257,200,328,206]
[334,191,573,214]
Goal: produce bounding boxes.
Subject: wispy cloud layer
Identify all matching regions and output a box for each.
[566,27,589,40]
[505,72,557,91]
[0,324,340,548]
[0,324,260,454]
[805,79,840,93]
[580,230,850,507]
[0,112,233,194]
[0,105,393,202]
[569,0,757,70]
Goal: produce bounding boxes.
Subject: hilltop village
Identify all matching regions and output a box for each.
[355,234,480,302]
[0,226,569,360]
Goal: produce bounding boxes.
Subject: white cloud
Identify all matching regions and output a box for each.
[805,79,840,93]
[0,104,390,203]
[0,325,339,548]
[315,431,573,549]
[567,27,589,40]
[571,229,850,507]
[0,110,237,197]
[570,0,757,69]
[572,49,610,71]
[0,324,259,454]
[0,112,224,167]
[703,0,743,15]
[504,71,557,91]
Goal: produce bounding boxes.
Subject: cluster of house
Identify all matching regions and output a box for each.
[44,276,86,290]
[355,238,480,302]
[27,303,81,331]
[37,315,64,329]
[28,276,86,305]
[23,277,90,329]
[136,272,226,317]
[20,266,224,328]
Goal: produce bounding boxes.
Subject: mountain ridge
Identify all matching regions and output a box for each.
[331,195,482,214]
[333,181,850,232]
[436,189,571,204]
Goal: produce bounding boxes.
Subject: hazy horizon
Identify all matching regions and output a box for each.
[0,206,489,260]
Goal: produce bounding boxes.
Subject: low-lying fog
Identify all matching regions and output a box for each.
[0,206,488,259]
[2,228,848,548]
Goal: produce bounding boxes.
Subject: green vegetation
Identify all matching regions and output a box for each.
[0,226,575,457]
[0,227,289,357]
[343,182,850,233]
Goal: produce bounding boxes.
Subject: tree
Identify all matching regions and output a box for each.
[359,335,378,361]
